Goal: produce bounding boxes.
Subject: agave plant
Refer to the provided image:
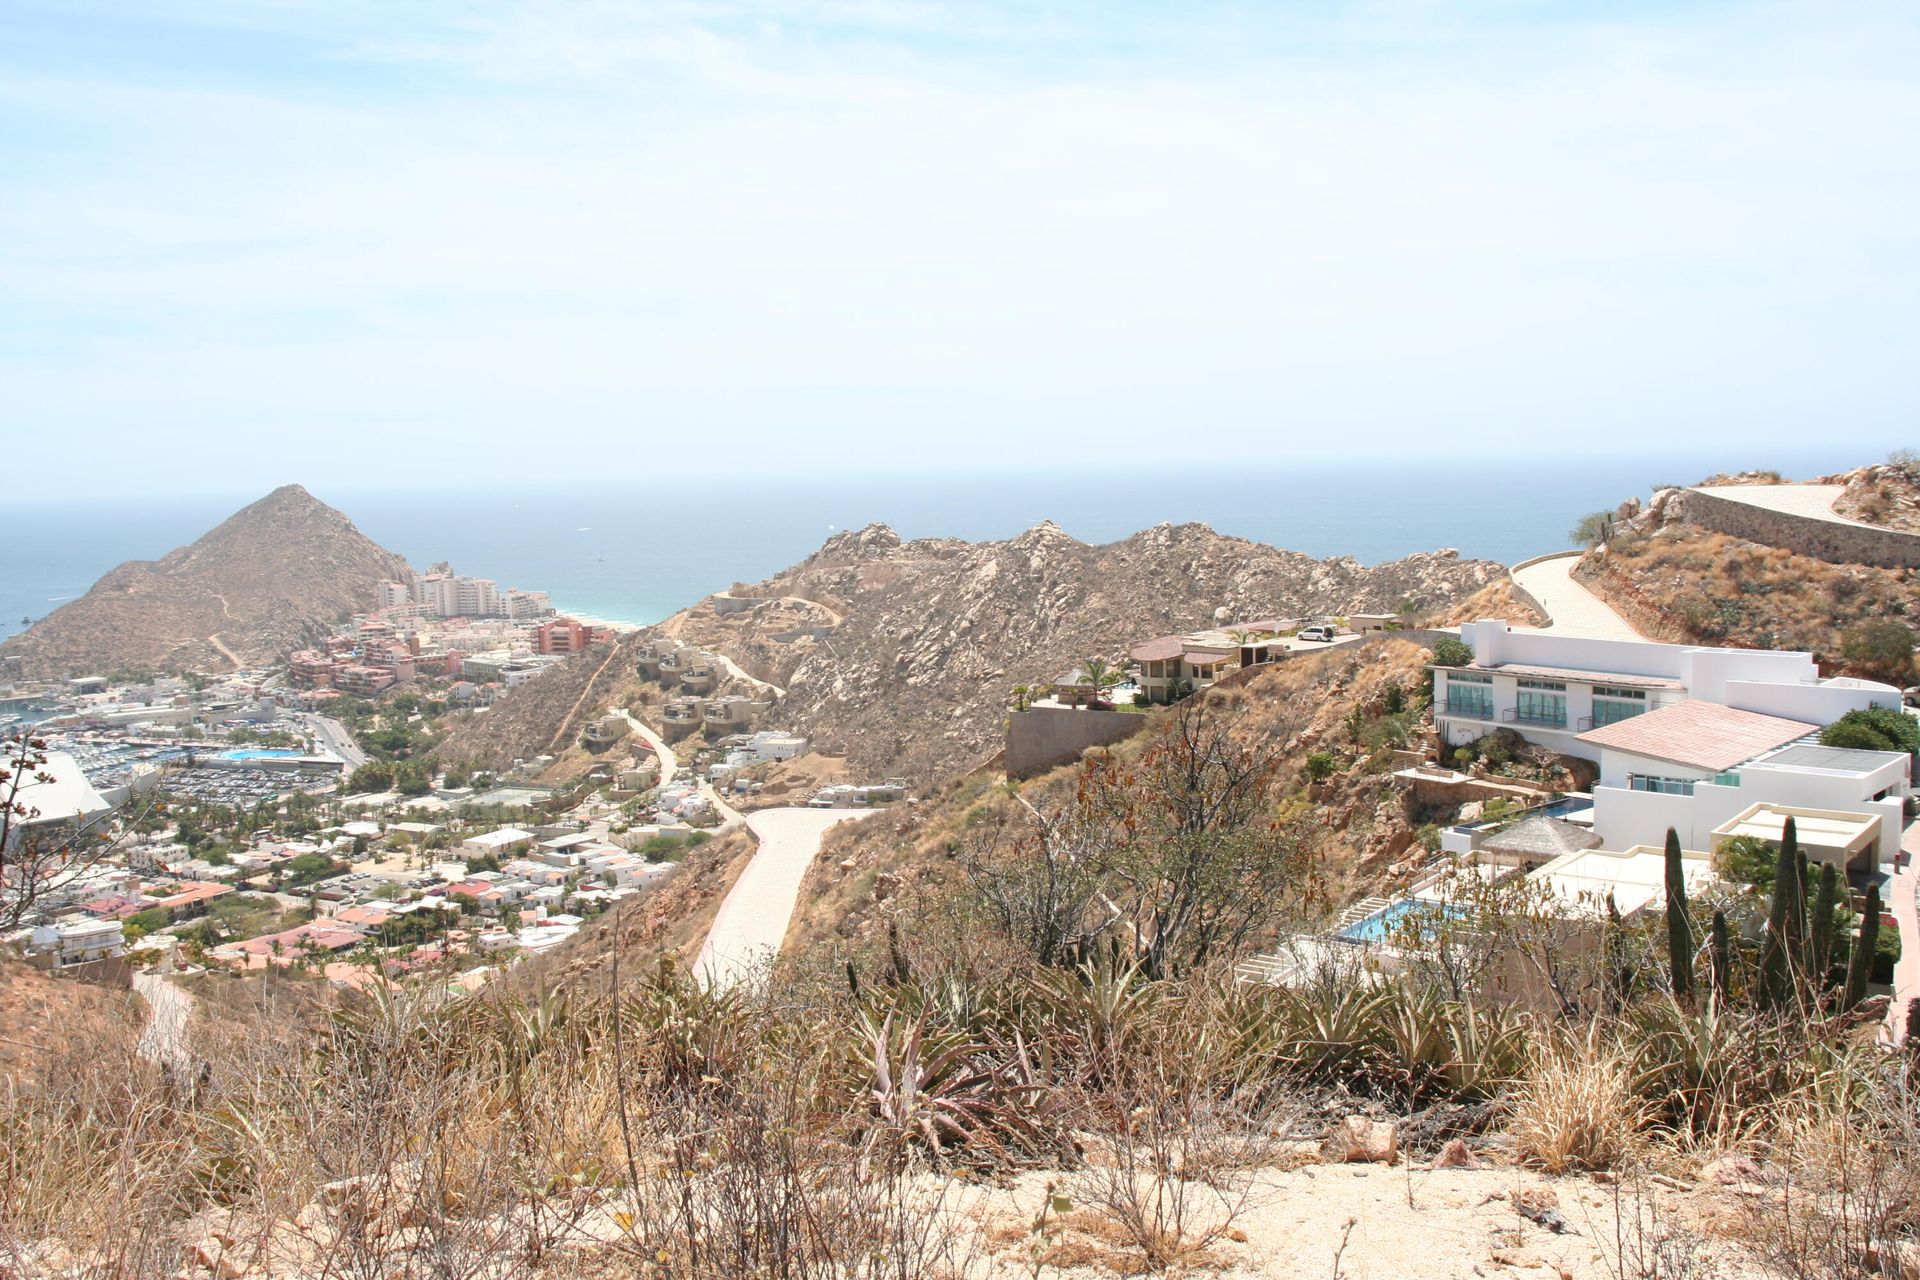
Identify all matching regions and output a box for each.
[855,1006,1069,1169]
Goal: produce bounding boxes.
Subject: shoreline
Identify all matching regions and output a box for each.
[554,608,654,633]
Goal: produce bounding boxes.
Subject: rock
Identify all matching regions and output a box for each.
[872,873,901,902]
[1700,1154,1765,1187]
[1510,1185,1570,1234]
[1432,1139,1482,1170]
[1321,1116,1398,1164]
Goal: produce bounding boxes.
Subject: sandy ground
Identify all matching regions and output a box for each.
[1509,554,1646,641]
[694,806,881,989]
[919,1160,1764,1279]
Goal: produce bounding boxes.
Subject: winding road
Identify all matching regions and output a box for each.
[695,806,880,990]
[1694,483,1878,528]
[1509,552,1646,642]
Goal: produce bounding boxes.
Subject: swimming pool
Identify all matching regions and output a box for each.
[1338,898,1470,944]
[220,748,303,761]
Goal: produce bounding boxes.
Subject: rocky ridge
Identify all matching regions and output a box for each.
[660,519,1510,777]
[2,485,411,679]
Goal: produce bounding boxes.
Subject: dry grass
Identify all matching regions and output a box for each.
[1509,1027,1649,1175]
[1576,525,1920,670]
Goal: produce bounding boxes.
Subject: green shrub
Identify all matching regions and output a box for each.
[1304,751,1337,782]
[1820,706,1920,758]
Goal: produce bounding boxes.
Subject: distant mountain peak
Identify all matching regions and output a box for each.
[1,486,411,678]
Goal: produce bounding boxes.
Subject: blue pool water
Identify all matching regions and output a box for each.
[220,748,303,761]
[1338,899,1470,944]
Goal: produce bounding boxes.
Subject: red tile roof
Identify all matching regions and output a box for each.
[1576,701,1817,772]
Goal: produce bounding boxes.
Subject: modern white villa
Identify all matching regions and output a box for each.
[1436,621,1912,863]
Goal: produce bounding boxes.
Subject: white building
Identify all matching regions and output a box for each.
[29,917,126,966]
[1580,706,1908,862]
[1436,621,1902,764]
[3,750,113,853]
[461,827,535,858]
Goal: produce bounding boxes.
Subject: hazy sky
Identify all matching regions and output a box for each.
[5,1,1917,494]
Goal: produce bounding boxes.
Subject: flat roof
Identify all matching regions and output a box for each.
[1746,743,1907,777]
[1530,845,1715,917]
[1577,701,1818,772]
[1712,804,1878,852]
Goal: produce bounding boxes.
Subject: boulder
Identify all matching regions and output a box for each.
[1321,1116,1398,1164]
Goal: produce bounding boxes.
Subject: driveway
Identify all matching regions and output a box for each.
[695,806,880,990]
[1694,483,1872,527]
[133,969,195,1070]
[1509,553,1645,642]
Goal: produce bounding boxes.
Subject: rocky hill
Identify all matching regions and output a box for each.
[658,520,1510,777]
[1,485,411,679]
[1572,471,1920,683]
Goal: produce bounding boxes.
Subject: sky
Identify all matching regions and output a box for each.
[4,0,1918,495]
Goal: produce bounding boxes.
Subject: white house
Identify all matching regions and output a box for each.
[1576,702,1908,862]
[461,827,535,858]
[1436,620,1903,765]
[29,917,126,966]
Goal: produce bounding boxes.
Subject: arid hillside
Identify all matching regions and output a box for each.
[1573,471,1920,682]
[2,485,411,679]
[659,520,1511,777]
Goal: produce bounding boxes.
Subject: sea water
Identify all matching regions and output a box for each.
[1,451,1859,641]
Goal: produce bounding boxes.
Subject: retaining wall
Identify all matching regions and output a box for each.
[1672,489,1920,569]
[1005,707,1150,780]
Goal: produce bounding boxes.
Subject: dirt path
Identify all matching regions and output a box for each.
[133,969,195,1070]
[1509,553,1646,642]
[544,641,625,756]
[695,807,879,989]
[205,633,243,670]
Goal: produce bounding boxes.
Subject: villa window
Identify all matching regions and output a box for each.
[1513,687,1567,727]
[1628,774,1696,796]
[1590,698,1644,728]
[1444,673,1493,719]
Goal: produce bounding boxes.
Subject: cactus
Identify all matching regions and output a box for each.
[1758,818,1802,1011]
[1710,909,1732,1002]
[1663,827,1694,1001]
[1810,862,1839,990]
[1843,882,1882,1011]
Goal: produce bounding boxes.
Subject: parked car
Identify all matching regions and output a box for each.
[1298,625,1337,643]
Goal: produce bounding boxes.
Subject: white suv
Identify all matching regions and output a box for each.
[1298,625,1336,643]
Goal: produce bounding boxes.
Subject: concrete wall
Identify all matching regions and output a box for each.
[1672,488,1920,569]
[1005,707,1150,779]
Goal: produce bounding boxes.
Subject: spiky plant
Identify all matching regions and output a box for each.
[1663,828,1694,1002]
[1710,909,1732,1003]
[1759,817,1803,1011]
[1810,862,1840,991]
[1842,882,1882,1011]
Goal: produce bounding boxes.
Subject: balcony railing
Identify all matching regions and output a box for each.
[1502,706,1568,729]
[1442,699,1494,720]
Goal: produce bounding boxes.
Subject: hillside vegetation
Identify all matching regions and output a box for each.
[1575,522,1920,683]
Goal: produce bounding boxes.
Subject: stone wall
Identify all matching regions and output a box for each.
[1672,489,1920,569]
[1005,707,1150,780]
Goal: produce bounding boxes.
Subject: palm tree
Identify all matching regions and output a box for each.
[1081,658,1123,706]
[1011,684,1032,712]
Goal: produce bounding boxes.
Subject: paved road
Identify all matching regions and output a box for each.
[305,713,368,770]
[133,969,195,1070]
[1693,483,1875,528]
[694,806,879,990]
[615,709,677,790]
[710,649,786,699]
[1509,553,1646,642]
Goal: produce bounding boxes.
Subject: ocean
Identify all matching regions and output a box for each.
[1,452,1856,642]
